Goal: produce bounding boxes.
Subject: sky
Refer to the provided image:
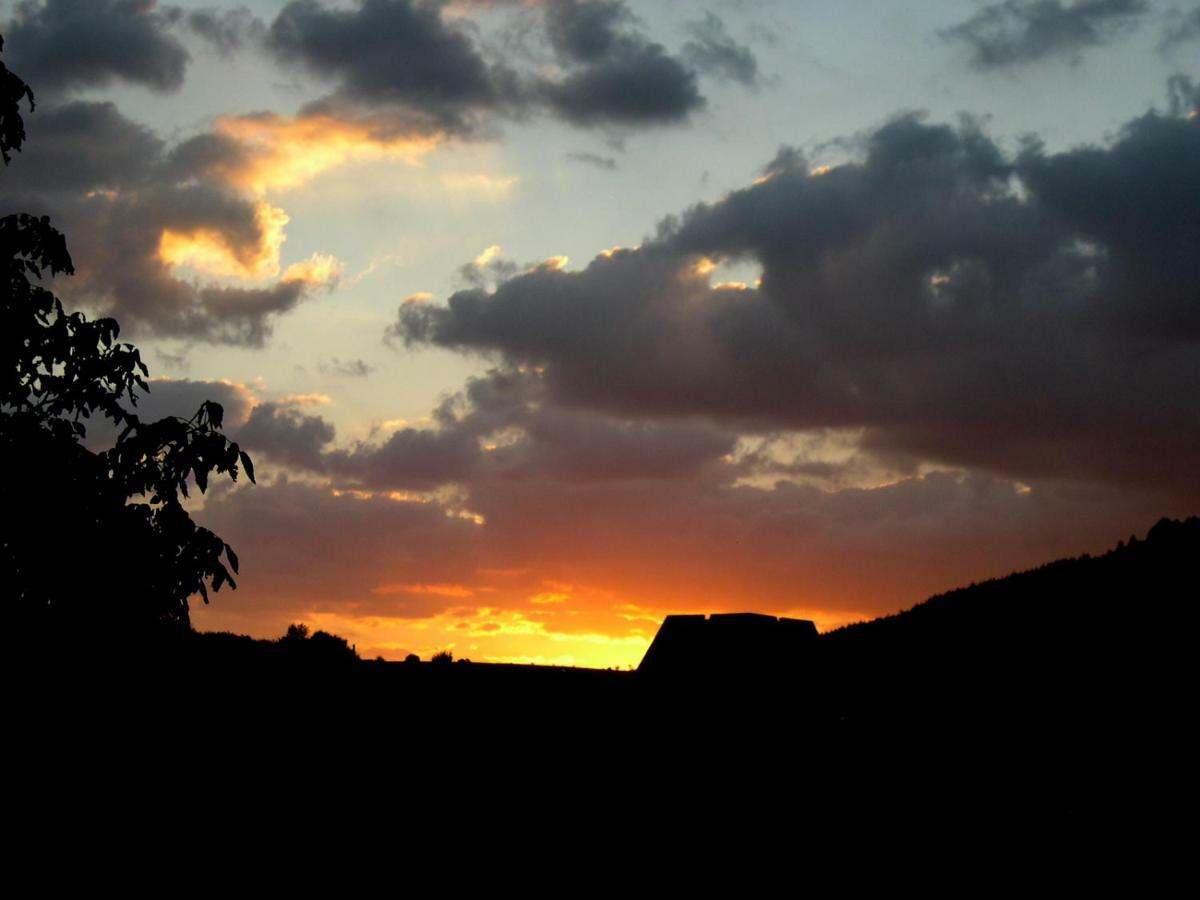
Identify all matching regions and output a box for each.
[1,0,1197,666]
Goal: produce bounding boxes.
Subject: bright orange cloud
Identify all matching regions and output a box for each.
[157,200,289,279]
[213,112,444,195]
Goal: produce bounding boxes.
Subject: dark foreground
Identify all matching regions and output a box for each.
[12,517,1197,845]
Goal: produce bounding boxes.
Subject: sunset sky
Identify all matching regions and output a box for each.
[2,0,1197,666]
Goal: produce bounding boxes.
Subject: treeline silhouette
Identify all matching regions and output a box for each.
[15,516,1192,842]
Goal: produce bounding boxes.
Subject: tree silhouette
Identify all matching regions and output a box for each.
[1,35,253,636]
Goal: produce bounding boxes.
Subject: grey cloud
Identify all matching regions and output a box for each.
[397,103,1200,499]
[267,0,510,133]
[0,100,320,346]
[541,42,702,126]
[327,410,484,490]
[81,376,254,450]
[1160,5,1200,50]
[195,444,1178,633]
[1166,73,1199,115]
[196,476,485,619]
[12,100,162,192]
[324,369,737,491]
[132,377,255,427]
[4,0,190,95]
[942,0,1148,69]
[256,0,714,133]
[195,282,310,347]
[318,357,374,377]
[544,0,632,63]
[682,11,761,87]
[565,151,618,170]
[99,378,339,472]
[238,402,337,471]
[182,6,266,56]
[539,0,703,126]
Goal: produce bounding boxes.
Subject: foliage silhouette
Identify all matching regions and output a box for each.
[1,36,253,636]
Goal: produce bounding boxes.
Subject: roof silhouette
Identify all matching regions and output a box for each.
[638,612,818,678]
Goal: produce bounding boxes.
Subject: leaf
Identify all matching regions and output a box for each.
[224,543,239,575]
[201,400,224,429]
[239,450,255,484]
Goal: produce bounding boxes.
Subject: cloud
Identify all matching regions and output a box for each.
[543,0,632,63]
[130,377,257,428]
[4,0,190,95]
[396,102,1200,499]
[565,151,618,169]
[682,11,761,87]
[266,0,516,135]
[941,0,1148,68]
[258,0,709,133]
[0,99,348,345]
[86,376,341,473]
[1166,73,1200,116]
[181,6,267,56]
[237,401,337,471]
[538,0,703,126]
[290,367,736,492]
[1,98,162,191]
[1160,5,1200,50]
[171,109,444,196]
[318,357,374,378]
[281,252,345,286]
[195,476,486,623]
[190,450,1176,663]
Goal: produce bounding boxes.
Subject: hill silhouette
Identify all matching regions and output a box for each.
[14,516,1196,838]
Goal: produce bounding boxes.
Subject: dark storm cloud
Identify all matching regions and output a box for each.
[0,100,323,345]
[4,0,190,95]
[181,6,267,56]
[538,0,703,126]
[266,0,512,133]
[8,100,162,192]
[682,11,761,87]
[942,0,1148,68]
[249,0,720,133]
[543,0,632,63]
[396,104,1200,498]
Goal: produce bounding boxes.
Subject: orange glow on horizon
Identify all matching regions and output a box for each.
[372,583,476,598]
[193,576,874,669]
